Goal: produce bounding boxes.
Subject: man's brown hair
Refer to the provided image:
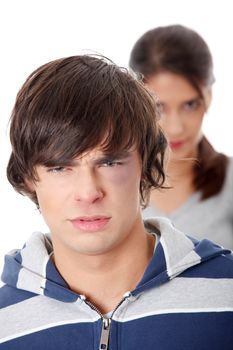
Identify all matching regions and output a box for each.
[7,55,167,207]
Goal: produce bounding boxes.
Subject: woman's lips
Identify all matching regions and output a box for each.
[169,141,185,150]
[70,216,110,232]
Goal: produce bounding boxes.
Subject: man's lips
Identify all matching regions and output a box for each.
[69,216,111,232]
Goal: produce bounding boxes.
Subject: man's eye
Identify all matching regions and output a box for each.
[47,166,66,173]
[101,160,121,167]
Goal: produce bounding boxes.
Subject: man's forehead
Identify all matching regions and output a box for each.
[37,144,139,168]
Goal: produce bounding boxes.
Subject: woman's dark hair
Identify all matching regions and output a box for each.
[7,54,168,208]
[129,24,228,200]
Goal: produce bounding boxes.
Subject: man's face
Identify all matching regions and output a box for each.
[29,148,144,257]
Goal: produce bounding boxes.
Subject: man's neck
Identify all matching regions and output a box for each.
[52,228,155,314]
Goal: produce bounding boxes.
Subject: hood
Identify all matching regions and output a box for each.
[134,217,231,294]
[1,217,230,302]
[1,232,79,303]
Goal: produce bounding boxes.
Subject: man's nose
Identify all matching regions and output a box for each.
[74,170,104,204]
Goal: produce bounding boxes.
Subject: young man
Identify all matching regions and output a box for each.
[0,55,233,350]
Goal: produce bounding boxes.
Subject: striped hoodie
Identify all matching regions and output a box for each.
[0,217,233,349]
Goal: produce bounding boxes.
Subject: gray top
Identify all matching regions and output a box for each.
[143,158,233,250]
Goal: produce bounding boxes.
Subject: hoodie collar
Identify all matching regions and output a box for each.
[1,232,78,302]
[1,218,230,302]
[134,217,230,294]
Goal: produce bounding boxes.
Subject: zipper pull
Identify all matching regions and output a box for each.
[99,318,111,350]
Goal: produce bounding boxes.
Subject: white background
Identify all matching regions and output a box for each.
[0,0,233,272]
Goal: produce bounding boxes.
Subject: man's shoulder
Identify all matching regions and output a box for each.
[180,251,233,279]
[0,284,36,309]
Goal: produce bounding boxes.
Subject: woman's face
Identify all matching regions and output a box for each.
[146,72,211,161]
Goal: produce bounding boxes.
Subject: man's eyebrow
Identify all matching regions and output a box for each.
[99,150,132,159]
[69,150,132,166]
[93,151,132,164]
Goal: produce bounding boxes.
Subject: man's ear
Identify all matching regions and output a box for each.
[24,178,36,192]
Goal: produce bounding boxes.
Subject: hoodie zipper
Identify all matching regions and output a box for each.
[85,292,131,350]
[99,317,111,349]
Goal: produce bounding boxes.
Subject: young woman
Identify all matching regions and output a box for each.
[129,24,233,249]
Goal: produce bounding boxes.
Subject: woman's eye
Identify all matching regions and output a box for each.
[156,102,164,114]
[184,99,201,111]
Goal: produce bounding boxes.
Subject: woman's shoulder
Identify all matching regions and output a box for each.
[228,156,233,171]
[225,156,233,185]
[220,156,233,202]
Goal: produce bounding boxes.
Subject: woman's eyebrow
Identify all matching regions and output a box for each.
[184,95,202,102]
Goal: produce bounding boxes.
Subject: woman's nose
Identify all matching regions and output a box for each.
[161,111,184,138]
